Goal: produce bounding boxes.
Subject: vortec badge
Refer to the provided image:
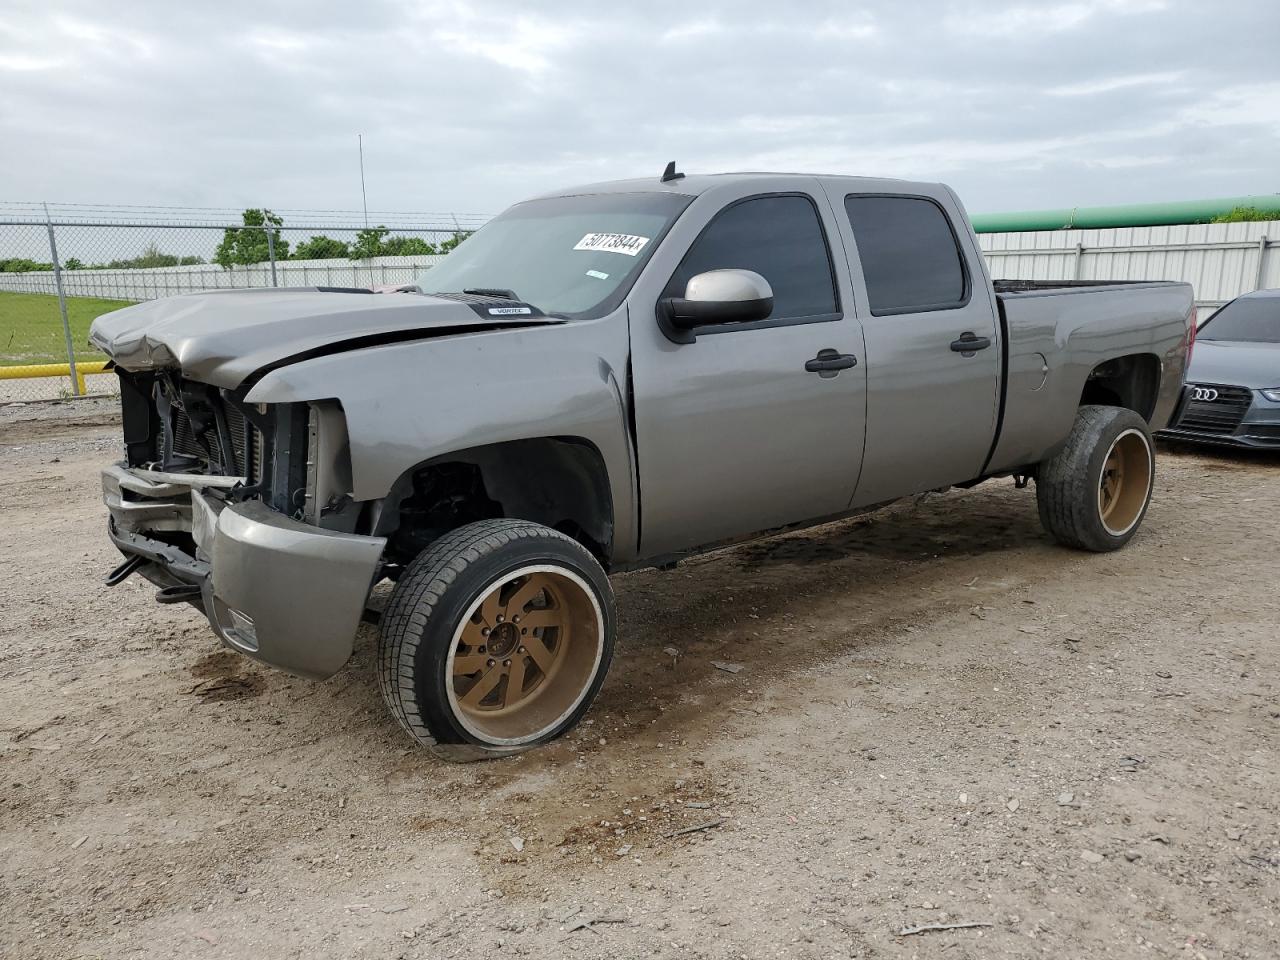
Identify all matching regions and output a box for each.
[488,306,533,316]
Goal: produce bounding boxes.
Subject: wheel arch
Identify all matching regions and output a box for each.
[375,436,616,567]
[1079,352,1163,422]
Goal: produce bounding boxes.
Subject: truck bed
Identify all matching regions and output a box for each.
[985,278,1194,474]
[988,277,1187,296]
[993,279,1178,296]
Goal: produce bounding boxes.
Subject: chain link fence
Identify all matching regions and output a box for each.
[8,200,1273,405]
[0,204,490,402]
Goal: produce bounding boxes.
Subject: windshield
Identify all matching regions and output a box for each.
[417,192,691,318]
[1200,297,1280,343]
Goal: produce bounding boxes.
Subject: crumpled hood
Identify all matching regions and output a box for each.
[88,287,557,388]
[1187,339,1280,389]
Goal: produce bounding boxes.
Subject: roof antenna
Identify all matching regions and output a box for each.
[660,160,685,183]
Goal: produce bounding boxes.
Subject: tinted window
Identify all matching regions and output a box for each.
[844,196,967,315]
[1199,297,1280,343]
[665,195,838,322]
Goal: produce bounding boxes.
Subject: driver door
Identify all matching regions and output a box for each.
[628,182,868,558]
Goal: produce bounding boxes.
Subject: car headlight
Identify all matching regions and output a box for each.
[1261,388,1280,402]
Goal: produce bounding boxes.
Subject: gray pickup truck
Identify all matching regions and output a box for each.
[90,168,1194,759]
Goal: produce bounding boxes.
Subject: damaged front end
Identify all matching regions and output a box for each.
[103,367,385,679]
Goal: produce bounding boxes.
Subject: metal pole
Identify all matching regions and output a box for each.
[1072,241,1085,281]
[358,134,369,228]
[44,203,80,397]
[265,220,278,287]
[1255,236,1269,291]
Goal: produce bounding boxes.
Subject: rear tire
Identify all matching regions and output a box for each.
[1036,405,1155,552]
[378,519,615,761]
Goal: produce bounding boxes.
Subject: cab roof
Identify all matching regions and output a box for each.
[528,170,922,202]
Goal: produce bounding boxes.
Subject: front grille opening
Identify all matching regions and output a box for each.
[1173,384,1253,435]
[155,385,264,478]
[117,369,274,489]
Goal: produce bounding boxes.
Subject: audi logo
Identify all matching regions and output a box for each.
[1191,386,1219,402]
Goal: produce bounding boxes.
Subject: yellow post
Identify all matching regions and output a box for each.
[0,361,110,394]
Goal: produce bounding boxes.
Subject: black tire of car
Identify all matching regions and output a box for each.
[1036,404,1155,552]
[377,518,616,762]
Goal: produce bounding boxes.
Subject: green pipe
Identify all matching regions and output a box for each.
[970,194,1280,233]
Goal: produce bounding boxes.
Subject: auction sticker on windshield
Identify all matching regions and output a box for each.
[573,233,650,256]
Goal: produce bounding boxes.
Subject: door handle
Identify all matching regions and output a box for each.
[805,350,858,375]
[950,332,992,354]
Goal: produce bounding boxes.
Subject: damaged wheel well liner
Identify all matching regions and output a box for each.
[377,437,614,569]
[1080,352,1161,422]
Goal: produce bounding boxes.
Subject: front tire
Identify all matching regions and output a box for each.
[1036,405,1155,552]
[378,519,615,761]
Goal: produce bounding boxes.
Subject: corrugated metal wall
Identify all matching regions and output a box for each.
[979,220,1279,312]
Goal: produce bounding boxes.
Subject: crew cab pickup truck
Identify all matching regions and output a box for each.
[90,169,1195,760]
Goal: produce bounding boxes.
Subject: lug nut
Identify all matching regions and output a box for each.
[478,646,486,653]
[486,658,495,667]
[481,627,490,636]
[503,659,511,667]
[512,615,521,623]
[517,646,525,654]
[495,615,504,623]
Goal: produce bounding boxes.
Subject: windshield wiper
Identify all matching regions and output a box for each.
[463,287,520,301]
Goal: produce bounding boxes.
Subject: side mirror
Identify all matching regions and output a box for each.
[658,269,774,343]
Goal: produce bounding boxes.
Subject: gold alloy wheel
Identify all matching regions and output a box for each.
[446,564,603,745]
[1098,428,1153,537]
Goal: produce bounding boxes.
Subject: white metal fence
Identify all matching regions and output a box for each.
[978,219,1279,314]
[7,218,1274,312]
[0,253,447,302]
[2,205,1276,402]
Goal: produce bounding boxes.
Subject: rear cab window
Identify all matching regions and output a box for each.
[844,195,969,316]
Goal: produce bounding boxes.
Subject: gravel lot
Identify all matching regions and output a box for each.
[2,402,1278,960]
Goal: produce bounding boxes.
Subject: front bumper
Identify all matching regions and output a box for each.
[103,464,386,679]
[1156,424,1280,449]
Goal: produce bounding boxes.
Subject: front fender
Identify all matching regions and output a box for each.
[245,319,637,560]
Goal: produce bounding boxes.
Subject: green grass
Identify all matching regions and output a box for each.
[0,291,135,366]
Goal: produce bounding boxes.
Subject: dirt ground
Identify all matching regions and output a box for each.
[2,402,1278,960]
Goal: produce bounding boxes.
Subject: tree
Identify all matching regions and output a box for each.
[119,243,179,269]
[99,244,205,269]
[292,235,351,260]
[63,257,84,270]
[1211,206,1276,223]
[380,235,438,256]
[349,226,389,259]
[349,226,452,259]
[439,230,471,253]
[214,208,289,268]
[1,258,52,272]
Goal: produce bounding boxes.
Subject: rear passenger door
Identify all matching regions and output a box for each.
[831,189,1001,506]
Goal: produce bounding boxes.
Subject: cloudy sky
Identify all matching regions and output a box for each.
[2,0,1278,220]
